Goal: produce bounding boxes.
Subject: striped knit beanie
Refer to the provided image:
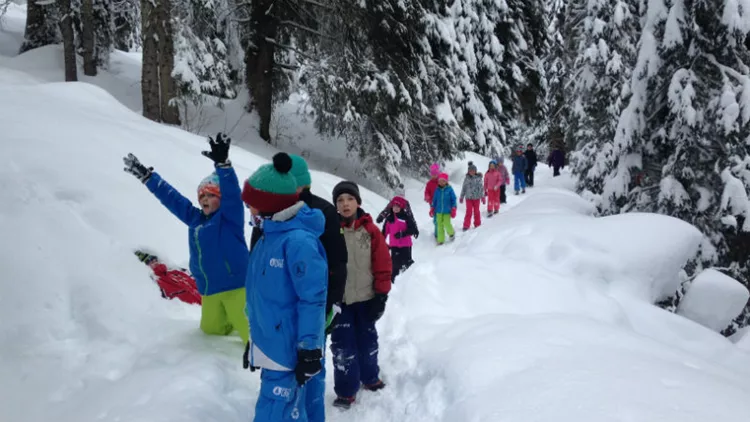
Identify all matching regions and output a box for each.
[241,153,299,214]
[197,173,221,199]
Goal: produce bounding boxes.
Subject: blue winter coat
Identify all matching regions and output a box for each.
[432,185,457,214]
[246,202,328,371]
[145,166,248,296]
[511,155,528,174]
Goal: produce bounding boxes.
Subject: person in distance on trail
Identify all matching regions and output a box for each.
[382,195,419,283]
[511,148,528,195]
[460,161,485,229]
[242,153,328,422]
[524,143,539,187]
[331,181,392,410]
[123,133,249,343]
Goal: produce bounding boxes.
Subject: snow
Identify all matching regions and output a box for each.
[3,7,750,422]
[677,269,750,332]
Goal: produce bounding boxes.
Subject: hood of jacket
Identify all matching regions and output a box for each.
[262,201,325,237]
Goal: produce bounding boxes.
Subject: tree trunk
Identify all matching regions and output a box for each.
[58,0,77,82]
[246,0,277,142]
[141,0,161,121]
[81,0,97,76]
[20,0,56,53]
[156,0,180,125]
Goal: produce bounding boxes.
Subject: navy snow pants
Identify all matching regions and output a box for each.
[331,301,380,398]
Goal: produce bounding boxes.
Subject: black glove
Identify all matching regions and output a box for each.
[368,294,388,322]
[123,153,153,183]
[295,349,323,385]
[242,341,259,371]
[201,132,231,165]
[376,214,385,224]
[394,231,406,239]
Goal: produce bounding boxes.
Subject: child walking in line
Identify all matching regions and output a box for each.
[382,196,419,283]
[459,161,484,231]
[512,148,528,194]
[331,181,392,410]
[495,157,511,204]
[123,133,249,343]
[430,173,457,245]
[484,160,505,216]
[424,163,440,238]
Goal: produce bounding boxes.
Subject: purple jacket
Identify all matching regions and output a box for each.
[548,150,565,168]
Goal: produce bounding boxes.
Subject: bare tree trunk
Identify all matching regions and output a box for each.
[20,0,56,53]
[141,0,161,121]
[246,0,277,142]
[81,0,97,76]
[156,0,180,125]
[58,0,77,82]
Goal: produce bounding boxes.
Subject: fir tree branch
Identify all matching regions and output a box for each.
[263,37,314,60]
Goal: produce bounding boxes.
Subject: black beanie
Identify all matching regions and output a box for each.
[332,181,362,205]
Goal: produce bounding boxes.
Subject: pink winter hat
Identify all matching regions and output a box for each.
[390,196,408,208]
[430,163,440,177]
[438,172,449,182]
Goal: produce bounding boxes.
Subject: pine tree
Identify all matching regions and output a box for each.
[569,0,640,198]
[587,0,750,319]
[113,0,141,51]
[300,0,460,187]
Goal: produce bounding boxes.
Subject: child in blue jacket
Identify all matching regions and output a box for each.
[242,153,328,422]
[430,172,457,244]
[123,133,249,343]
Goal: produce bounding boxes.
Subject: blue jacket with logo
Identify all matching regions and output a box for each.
[145,165,248,296]
[431,184,457,214]
[246,202,328,371]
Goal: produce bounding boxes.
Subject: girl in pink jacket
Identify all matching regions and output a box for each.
[483,160,507,216]
[382,196,419,283]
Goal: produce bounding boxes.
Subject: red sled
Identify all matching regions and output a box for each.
[151,263,202,305]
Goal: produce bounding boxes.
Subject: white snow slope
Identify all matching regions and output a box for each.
[2,10,750,422]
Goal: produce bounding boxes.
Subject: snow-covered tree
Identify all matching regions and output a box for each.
[172,0,237,104]
[569,0,640,197]
[113,0,141,51]
[20,0,60,53]
[584,0,750,320]
[545,0,568,150]
[301,0,460,187]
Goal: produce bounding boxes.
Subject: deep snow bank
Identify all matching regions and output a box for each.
[0,75,386,422]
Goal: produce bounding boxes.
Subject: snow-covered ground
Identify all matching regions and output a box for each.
[2,6,750,422]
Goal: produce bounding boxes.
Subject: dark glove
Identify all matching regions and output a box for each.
[295,349,323,385]
[394,231,406,239]
[376,214,385,224]
[242,341,259,371]
[123,153,153,183]
[201,132,231,165]
[368,294,388,322]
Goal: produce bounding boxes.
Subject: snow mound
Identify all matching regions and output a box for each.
[677,269,750,332]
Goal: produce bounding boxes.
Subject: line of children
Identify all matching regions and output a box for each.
[123,133,249,344]
[459,161,484,230]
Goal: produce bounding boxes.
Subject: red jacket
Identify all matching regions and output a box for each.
[424,178,439,204]
[343,213,392,297]
[152,263,202,305]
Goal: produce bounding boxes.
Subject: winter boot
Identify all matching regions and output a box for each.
[463,227,470,232]
[363,380,386,392]
[522,188,526,194]
[333,396,355,410]
[515,190,519,195]
[449,234,455,241]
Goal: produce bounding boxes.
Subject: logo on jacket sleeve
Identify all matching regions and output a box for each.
[269,258,285,268]
[293,261,306,278]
